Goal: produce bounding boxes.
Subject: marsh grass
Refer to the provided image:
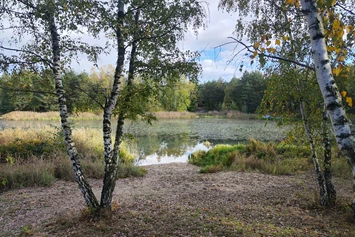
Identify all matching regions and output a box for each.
[0,126,145,192]
[190,137,353,178]
[189,138,312,175]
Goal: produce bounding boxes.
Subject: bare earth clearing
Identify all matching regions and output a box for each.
[1,163,354,236]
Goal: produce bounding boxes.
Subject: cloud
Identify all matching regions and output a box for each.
[1,0,257,82]
[177,0,258,82]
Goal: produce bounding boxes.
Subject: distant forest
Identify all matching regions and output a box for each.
[1,67,354,117]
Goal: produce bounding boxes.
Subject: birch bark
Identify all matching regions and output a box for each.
[322,108,336,206]
[300,0,355,214]
[49,16,99,209]
[299,98,327,205]
[100,0,125,209]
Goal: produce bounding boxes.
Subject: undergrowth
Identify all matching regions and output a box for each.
[0,126,145,192]
[189,138,349,176]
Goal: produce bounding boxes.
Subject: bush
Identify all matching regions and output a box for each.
[189,144,244,167]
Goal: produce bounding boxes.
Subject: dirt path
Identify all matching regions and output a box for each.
[0,163,354,236]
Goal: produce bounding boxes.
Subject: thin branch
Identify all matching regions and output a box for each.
[336,3,355,16]
[72,85,105,109]
[0,26,26,30]
[226,37,315,70]
[0,45,53,68]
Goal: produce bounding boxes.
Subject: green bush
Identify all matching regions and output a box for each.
[189,144,244,167]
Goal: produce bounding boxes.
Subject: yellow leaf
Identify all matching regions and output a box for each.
[250,51,258,59]
[327,46,335,51]
[267,48,277,53]
[275,39,281,46]
[285,0,296,5]
[333,19,341,29]
[346,97,353,107]
[341,91,347,97]
[260,47,265,53]
[295,0,300,7]
[333,67,341,76]
[266,41,271,46]
[345,25,354,34]
[338,56,345,62]
[282,35,289,41]
[329,0,337,7]
[253,42,260,49]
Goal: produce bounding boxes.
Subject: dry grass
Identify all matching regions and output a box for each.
[0,158,56,191]
[153,111,197,119]
[0,111,102,121]
[225,111,257,119]
[0,126,57,145]
[1,111,60,121]
[0,126,145,192]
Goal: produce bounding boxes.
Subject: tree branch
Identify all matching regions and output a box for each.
[225,37,315,71]
[0,45,53,68]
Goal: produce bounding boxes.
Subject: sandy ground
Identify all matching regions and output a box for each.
[0,163,353,236]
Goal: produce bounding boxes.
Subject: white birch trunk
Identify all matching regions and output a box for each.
[322,107,336,206]
[299,99,328,205]
[49,16,99,209]
[100,0,125,210]
[300,0,355,215]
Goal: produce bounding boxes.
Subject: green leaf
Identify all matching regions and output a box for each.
[259,54,266,67]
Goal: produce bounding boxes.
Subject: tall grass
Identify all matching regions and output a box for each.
[1,111,102,121]
[0,126,145,192]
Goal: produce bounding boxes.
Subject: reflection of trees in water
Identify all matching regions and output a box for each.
[125,133,199,161]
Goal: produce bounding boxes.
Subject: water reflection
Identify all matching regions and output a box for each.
[135,141,210,166]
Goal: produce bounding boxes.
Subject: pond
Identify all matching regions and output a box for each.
[0,118,288,165]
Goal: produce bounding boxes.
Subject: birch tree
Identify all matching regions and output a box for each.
[1,0,205,213]
[219,0,355,213]
[300,0,355,216]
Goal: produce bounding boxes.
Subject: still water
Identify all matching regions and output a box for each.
[0,118,287,165]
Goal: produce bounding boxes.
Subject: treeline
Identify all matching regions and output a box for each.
[0,66,197,115]
[0,68,268,115]
[197,71,266,113]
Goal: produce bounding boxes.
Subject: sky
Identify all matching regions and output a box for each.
[1,0,257,83]
[70,0,257,83]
